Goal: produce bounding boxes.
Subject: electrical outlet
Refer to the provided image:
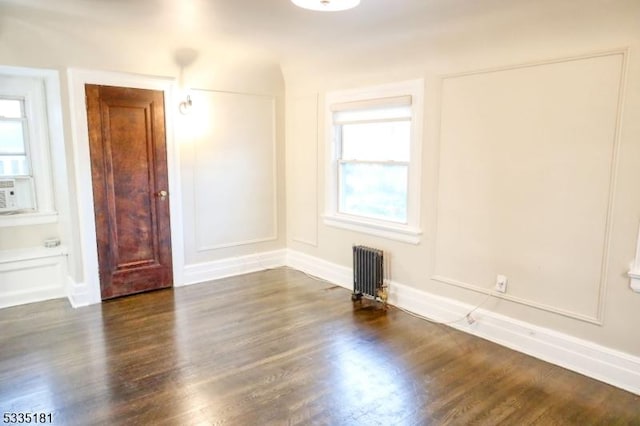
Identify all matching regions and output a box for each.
[495,274,508,293]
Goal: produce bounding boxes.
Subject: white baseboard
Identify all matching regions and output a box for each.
[181,249,287,286]
[285,249,640,396]
[66,276,92,308]
[0,286,66,309]
[63,249,289,306]
[286,249,352,289]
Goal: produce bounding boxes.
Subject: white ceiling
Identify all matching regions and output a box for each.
[1,0,638,71]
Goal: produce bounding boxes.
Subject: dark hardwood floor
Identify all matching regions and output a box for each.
[1,268,638,425]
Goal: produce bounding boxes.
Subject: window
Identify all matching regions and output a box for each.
[325,79,424,244]
[0,98,30,177]
[0,68,58,224]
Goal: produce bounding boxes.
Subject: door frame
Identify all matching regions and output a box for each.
[68,69,185,306]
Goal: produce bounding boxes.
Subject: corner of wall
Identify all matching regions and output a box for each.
[65,275,92,308]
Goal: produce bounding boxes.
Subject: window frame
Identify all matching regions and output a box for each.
[0,68,58,226]
[324,79,424,244]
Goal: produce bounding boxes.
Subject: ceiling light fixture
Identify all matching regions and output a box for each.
[291,0,360,12]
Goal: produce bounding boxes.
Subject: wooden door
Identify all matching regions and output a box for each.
[86,84,173,300]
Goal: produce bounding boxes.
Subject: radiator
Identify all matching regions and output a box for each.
[352,245,385,303]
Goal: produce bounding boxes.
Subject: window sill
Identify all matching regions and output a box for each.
[323,214,422,244]
[0,211,58,227]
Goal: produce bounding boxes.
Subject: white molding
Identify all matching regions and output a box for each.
[181,249,287,286]
[67,68,185,305]
[285,249,640,396]
[66,276,91,308]
[0,286,65,310]
[197,236,279,252]
[629,222,640,293]
[434,49,628,324]
[0,245,67,263]
[440,48,628,80]
[0,212,58,227]
[431,275,602,325]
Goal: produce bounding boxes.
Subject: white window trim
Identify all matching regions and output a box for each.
[324,79,424,244]
[0,67,60,227]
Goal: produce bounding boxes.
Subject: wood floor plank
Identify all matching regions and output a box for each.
[0,267,638,425]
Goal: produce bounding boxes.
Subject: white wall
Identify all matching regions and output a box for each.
[286,95,319,247]
[283,3,640,358]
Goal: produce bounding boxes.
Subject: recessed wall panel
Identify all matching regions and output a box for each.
[434,53,624,320]
[193,90,276,250]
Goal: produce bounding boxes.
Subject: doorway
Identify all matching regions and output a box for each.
[85,84,173,300]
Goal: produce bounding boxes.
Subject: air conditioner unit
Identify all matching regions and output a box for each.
[0,179,19,212]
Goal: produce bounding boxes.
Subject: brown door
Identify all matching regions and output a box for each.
[85,84,173,300]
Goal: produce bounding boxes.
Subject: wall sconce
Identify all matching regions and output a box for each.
[179,94,192,115]
[174,47,199,116]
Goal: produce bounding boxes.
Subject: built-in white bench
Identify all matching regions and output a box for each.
[0,246,68,309]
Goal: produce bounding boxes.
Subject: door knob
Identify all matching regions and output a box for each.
[156,190,168,200]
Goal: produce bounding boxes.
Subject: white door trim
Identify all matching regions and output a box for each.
[67,69,185,305]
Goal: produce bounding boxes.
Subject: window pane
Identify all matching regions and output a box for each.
[0,155,29,176]
[0,121,26,154]
[341,120,410,161]
[339,162,408,223]
[0,99,22,118]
